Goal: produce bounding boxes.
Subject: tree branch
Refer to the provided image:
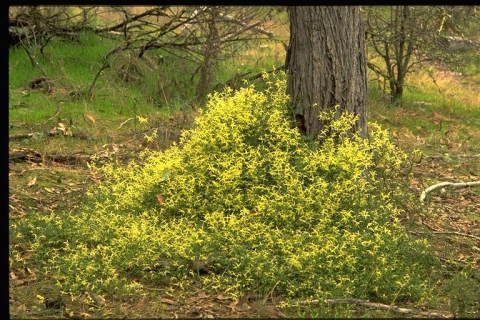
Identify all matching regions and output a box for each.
[216,12,274,39]
[410,231,480,242]
[95,6,169,32]
[42,104,61,124]
[420,181,480,203]
[289,298,452,318]
[87,44,128,95]
[9,148,92,165]
[22,45,48,77]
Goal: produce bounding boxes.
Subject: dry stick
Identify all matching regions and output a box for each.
[94,6,169,33]
[220,21,267,42]
[327,298,452,318]
[10,130,90,140]
[217,12,274,38]
[87,44,126,96]
[410,231,480,242]
[22,45,48,78]
[292,298,452,318]
[9,133,45,141]
[425,153,480,160]
[416,55,444,95]
[420,181,480,203]
[9,148,93,164]
[118,117,134,129]
[42,104,61,125]
[190,268,228,296]
[87,61,111,97]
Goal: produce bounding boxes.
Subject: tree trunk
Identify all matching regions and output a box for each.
[195,7,220,104]
[286,6,368,138]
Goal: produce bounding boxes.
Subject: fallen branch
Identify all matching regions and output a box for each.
[425,153,480,160]
[9,148,136,165]
[326,298,451,318]
[118,117,134,129]
[9,132,48,141]
[291,298,451,318]
[9,131,91,141]
[9,148,93,165]
[420,181,480,203]
[410,231,480,242]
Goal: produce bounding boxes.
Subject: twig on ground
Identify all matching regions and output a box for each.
[118,117,134,129]
[425,153,480,160]
[420,181,480,203]
[9,131,91,141]
[43,104,62,124]
[289,298,452,318]
[410,231,480,242]
[9,148,93,165]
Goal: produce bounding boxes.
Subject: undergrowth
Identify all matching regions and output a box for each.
[10,72,439,306]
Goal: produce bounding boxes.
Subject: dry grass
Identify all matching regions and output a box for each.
[411,70,480,107]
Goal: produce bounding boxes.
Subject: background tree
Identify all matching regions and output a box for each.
[286,6,368,138]
[9,6,279,105]
[9,6,96,47]
[364,6,480,104]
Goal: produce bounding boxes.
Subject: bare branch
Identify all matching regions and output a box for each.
[420,181,480,203]
[43,104,61,125]
[22,45,47,77]
[216,12,274,39]
[424,153,480,160]
[95,6,169,32]
[87,44,128,95]
[288,298,452,318]
[410,231,480,242]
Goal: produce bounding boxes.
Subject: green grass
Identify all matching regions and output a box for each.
[8,28,289,156]
[368,68,480,157]
[9,31,203,155]
[10,31,194,126]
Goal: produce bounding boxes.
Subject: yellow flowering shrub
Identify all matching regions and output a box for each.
[12,71,436,303]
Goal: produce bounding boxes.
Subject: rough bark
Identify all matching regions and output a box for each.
[286,6,368,138]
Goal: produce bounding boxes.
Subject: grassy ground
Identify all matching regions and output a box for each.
[9,11,480,319]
